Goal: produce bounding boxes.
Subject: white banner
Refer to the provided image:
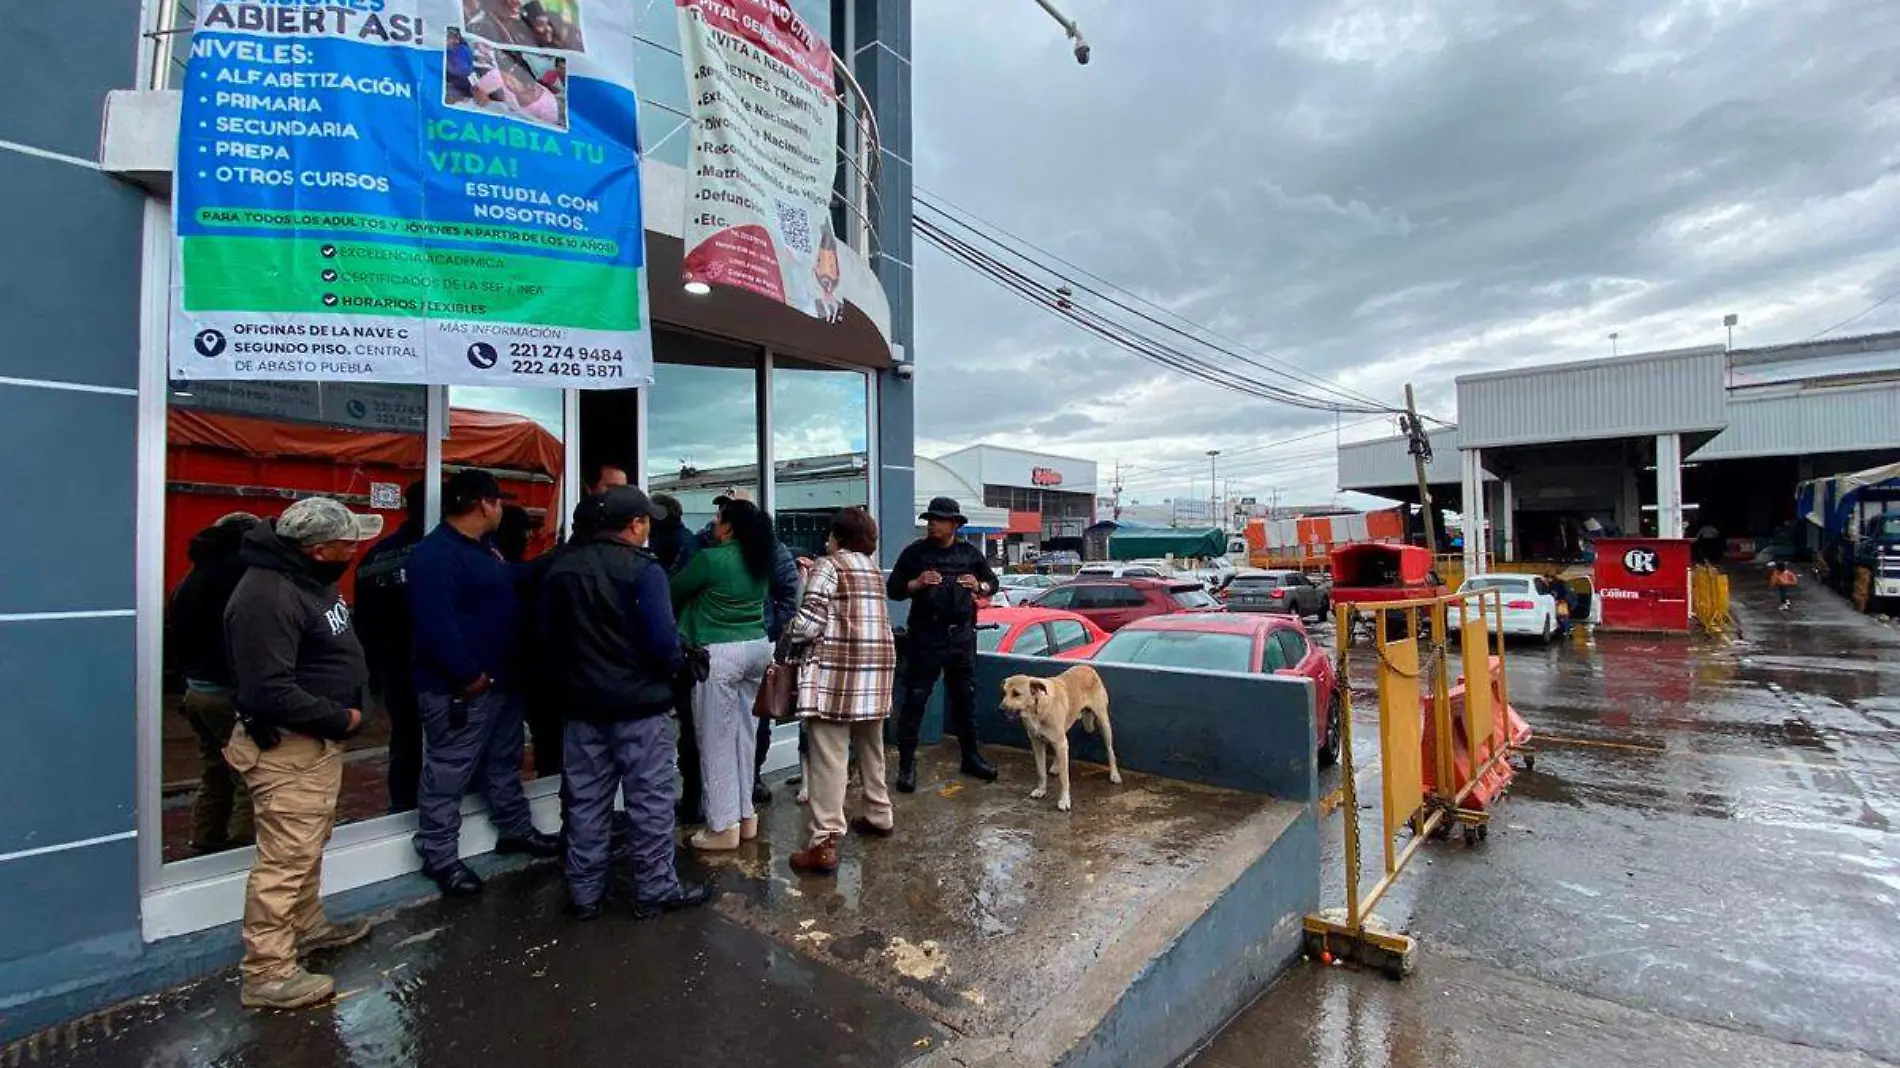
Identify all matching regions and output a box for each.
[677,0,841,320]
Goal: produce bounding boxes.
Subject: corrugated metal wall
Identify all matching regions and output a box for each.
[1456,345,1727,449]
[1693,381,1900,461]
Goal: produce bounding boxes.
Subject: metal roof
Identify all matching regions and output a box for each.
[1337,426,1481,490]
[1691,379,1900,461]
[1455,344,1728,450]
[1727,331,1900,387]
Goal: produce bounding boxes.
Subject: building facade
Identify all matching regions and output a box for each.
[0,0,915,1035]
[933,445,1099,559]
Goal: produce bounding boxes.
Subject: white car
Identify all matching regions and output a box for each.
[994,573,1061,606]
[1448,574,1562,643]
[1074,562,1169,580]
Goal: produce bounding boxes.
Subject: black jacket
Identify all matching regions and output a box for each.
[223,524,368,742]
[765,541,801,642]
[354,520,424,693]
[539,535,684,722]
[888,538,999,643]
[166,521,252,688]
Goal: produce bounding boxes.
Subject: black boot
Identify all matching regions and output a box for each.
[959,747,998,783]
[895,752,918,793]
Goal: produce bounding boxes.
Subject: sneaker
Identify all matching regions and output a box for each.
[241,968,336,1010]
[299,916,372,955]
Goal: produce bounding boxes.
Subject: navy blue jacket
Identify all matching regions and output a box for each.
[538,535,683,721]
[406,522,521,694]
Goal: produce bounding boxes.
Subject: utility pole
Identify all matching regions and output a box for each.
[1111,461,1124,520]
[1030,0,1091,63]
[1206,450,1221,530]
[1403,384,1439,555]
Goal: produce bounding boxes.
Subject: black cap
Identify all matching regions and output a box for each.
[920,496,967,525]
[598,485,668,527]
[444,469,514,512]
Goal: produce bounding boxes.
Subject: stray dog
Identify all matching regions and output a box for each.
[999,667,1121,811]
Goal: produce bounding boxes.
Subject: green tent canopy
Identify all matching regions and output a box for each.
[1106,527,1228,561]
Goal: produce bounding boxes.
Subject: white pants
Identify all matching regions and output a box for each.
[693,638,773,833]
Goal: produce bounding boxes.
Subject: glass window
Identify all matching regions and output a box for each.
[1113,586,1151,607]
[1275,630,1309,669]
[446,386,569,785]
[646,334,763,531]
[161,380,426,862]
[1038,586,1075,609]
[1463,577,1531,594]
[976,624,1008,653]
[1012,624,1053,657]
[772,357,870,556]
[1171,587,1220,609]
[1096,630,1256,674]
[1049,619,1091,651]
[1263,632,1291,671]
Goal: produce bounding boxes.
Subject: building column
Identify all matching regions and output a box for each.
[1499,477,1516,562]
[1618,463,1641,536]
[1655,432,1684,539]
[1461,447,1486,577]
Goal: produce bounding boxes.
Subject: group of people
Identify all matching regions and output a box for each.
[445,30,568,131]
[462,0,584,51]
[168,458,1006,1010]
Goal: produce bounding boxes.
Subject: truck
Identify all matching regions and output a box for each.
[1797,462,1900,613]
[1328,542,1447,637]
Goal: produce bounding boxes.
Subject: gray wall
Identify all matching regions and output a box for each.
[972,655,1321,803]
[0,0,148,1019]
[852,0,917,575]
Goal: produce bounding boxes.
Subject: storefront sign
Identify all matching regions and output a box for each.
[1030,467,1064,487]
[677,0,840,319]
[171,380,427,432]
[171,0,653,389]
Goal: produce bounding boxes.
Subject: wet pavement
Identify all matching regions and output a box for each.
[18,745,1296,1068]
[1198,572,1900,1067]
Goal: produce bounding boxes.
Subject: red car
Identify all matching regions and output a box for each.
[1030,577,1224,633]
[976,606,1108,660]
[1086,613,1342,767]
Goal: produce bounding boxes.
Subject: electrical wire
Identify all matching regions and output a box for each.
[915,214,1393,414]
[915,189,1404,416]
[1112,417,1391,484]
[1800,283,1900,342]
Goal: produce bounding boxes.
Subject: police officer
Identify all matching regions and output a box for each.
[887,497,1001,792]
[408,470,558,898]
[540,486,712,920]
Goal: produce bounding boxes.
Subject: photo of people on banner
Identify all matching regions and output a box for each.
[445,29,570,132]
[461,0,586,52]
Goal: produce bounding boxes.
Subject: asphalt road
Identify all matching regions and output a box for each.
[1198,574,1900,1067]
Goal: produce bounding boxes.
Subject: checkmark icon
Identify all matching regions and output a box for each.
[320,244,337,258]
[321,269,339,283]
[322,293,339,307]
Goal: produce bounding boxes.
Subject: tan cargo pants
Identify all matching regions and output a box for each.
[804,718,892,848]
[224,725,344,982]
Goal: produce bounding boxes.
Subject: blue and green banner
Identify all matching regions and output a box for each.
[171,0,652,388]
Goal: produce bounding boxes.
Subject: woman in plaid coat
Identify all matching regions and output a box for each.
[783,507,897,875]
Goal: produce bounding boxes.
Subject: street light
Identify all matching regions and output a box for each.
[1206,449,1220,528]
[1608,331,1620,357]
[1031,0,1091,63]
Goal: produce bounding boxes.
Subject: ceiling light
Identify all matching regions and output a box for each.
[683,280,712,296]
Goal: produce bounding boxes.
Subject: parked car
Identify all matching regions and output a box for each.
[1074,561,1169,580]
[1031,550,1083,575]
[994,573,1061,606]
[975,606,1107,659]
[1032,577,1223,633]
[1087,614,1341,767]
[1222,569,1330,621]
[1447,574,1563,643]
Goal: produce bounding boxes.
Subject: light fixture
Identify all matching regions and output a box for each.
[683,280,712,296]
[170,380,194,398]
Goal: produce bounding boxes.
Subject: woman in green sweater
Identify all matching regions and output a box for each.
[672,497,775,850]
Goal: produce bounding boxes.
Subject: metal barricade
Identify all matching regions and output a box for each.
[1305,589,1532,978]
[1691,564,1733,634]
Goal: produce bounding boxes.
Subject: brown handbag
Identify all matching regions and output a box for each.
[752,660,799,722]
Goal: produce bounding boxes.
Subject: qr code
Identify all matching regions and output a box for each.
[776,200,813,255]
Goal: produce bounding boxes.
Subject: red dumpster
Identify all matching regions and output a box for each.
[1593,537,1691,632]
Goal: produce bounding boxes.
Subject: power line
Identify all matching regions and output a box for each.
[915,188,1400,415]
[1801,283,1900,342]
[915,216,1388,413]
[913,199,1394,416]
[1116,417,1390,484]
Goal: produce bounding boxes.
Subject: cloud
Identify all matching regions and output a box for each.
[910,0,1900,505]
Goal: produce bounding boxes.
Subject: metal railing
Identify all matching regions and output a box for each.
[141,9,882,258]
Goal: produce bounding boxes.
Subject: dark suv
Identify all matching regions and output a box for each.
[1222,570,1329,620]
[1032,578,1223,633]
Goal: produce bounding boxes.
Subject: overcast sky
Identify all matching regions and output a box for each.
[908,0,1900,508]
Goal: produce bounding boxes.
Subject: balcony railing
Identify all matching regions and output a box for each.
[141,4,881,258]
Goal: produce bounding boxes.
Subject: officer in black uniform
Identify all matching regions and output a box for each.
[887,497,1000,792]
[354,481,428,813]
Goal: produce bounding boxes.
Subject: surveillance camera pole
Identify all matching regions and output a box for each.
[1031,0,1091,62]
[1404,384,1439,557]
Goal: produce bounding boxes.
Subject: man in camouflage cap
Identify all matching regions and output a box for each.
[222,496,383,1010]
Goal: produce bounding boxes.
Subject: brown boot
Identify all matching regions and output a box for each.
[789,834,840,876]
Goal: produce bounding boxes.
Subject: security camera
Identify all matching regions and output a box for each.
[1073,40,1090,65]
[893,362,915,381]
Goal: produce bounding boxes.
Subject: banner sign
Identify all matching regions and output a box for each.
[677,0,841,320]
[171,0,652,389]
